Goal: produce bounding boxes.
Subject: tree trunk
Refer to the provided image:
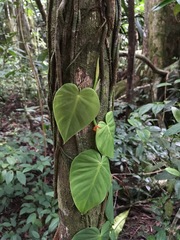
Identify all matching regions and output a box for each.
[16,1,32,53]
[143,0,180,68]
[47,0,120,239]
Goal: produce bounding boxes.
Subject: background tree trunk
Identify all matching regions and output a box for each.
[143,0,180,68]
[47,0,120,239]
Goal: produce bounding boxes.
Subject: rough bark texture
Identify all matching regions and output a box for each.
[47,0,120,239]
[143,0,180,68]
[126,0,136,116]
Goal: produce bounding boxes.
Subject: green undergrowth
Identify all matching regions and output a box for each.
[113,101,180,239]
[0,129,59,240]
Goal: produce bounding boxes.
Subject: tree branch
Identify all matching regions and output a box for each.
[119,50,168,76]
[34,0,46,23]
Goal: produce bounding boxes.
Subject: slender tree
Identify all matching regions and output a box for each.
[47,0,120,239]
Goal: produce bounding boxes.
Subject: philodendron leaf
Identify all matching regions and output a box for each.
[96,111,115,158]
[53,83,100,143]
[112,209,130,238]
[72,227,101,240]
[72,222,111,240]
[70,149,111,214]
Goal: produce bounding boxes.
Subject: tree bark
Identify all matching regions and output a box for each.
[143,0,180,68]
[126,0,136,117]
[47,0,120,239]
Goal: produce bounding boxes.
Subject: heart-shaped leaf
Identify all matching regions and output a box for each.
[70,149,111,214]
[72,227,101,240]
[53,83,100,143]
[96,111,115,158]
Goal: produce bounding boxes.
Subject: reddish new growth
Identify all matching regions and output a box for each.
[93,125,100,132]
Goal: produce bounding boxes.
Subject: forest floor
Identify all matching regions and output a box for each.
[0,93,179,240]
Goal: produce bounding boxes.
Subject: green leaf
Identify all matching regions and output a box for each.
[96,111,115,158]
[136,129,151,142]
[112,209,129,238]
[101,221,111,240]
[138,103,154,115]
[105,184,114,224]
[6,156,16,165]
[174,79,180,84]
[109,229,117,240]
[156,229,167,240]
[27,213,37,224]
[164,200,173,217]
[175,180,180,198]
[53,83,100,143]
[31,230,40,238]
[5,170,14,184]
[70,149,111,214]
[171,107,180,122]
[173,3,180,15]
[128,118,142,128]
[72,227,101,240]
[16,171,26,185]
[152,103,164,116]
[165,167,180,177]
[48,218,59,233]
[147,236,156,240]
[164,123,180,136]
[156,82,172,88]
[152,0,174,11]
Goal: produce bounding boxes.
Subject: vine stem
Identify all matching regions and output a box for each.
[18,5,47,156]
[93,119,98,126]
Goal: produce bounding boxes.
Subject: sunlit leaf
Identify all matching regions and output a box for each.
[112,209,130,238]
[165,167,180,177]
[53,83,100,143]
[174,3,180,15]
[70,149,111,214]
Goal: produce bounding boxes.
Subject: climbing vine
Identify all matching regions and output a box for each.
[53,83,129,239]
